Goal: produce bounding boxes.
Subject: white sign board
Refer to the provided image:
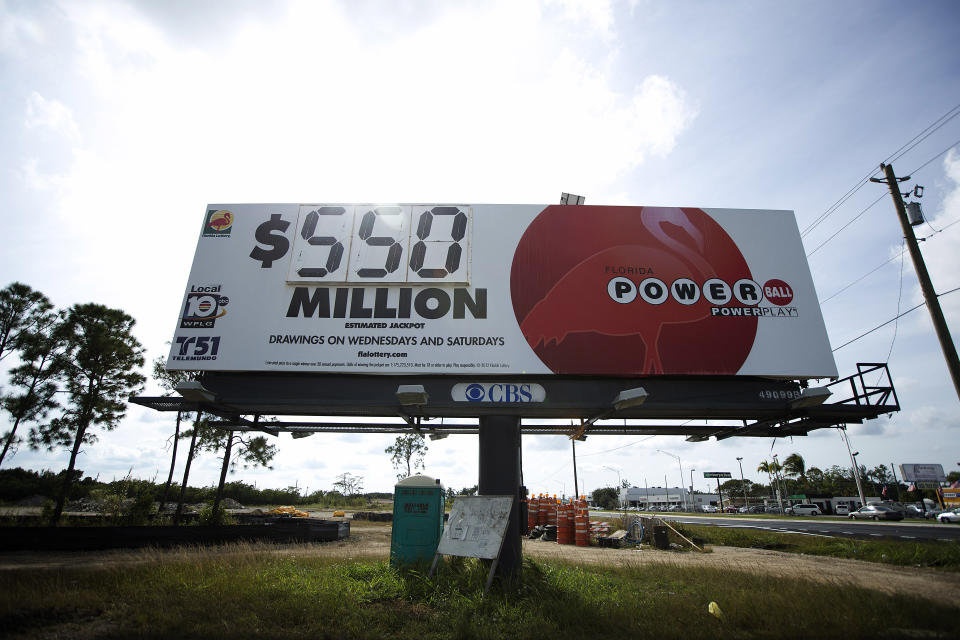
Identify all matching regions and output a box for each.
[899,464,947,483]
[436,495,513,560]
[167,203,837,379]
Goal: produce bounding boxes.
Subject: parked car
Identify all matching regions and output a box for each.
[936,508,960,524]
[924,508,944,520]
[834,504,850,516]
[791,504,821,516]
[749,505,767,514]
[701,505,718,513]
[905,504,925,518]
[848,505,903,521]
[869,501,909,517]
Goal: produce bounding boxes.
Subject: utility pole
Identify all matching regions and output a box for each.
[872,163,960,400]
[571,439,579,498]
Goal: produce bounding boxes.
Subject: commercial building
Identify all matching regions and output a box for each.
[618,486,721,511]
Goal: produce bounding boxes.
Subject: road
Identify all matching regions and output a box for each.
[590,511,960,542]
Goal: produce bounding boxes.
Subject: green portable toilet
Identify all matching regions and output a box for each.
[390,474,445,566]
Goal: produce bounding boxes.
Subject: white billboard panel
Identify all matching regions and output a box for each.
[167,204,838,379]
[899,464,947,483]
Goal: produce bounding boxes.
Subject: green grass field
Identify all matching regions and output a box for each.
[666,521,960,570]
[0,543,956,639]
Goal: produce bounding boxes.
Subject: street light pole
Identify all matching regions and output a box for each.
[839,427,867,507]
[603,465,622,508]
[657,449,686,511]
[690,468,695,511]
[772,454,786,513]
[737,456,748,510]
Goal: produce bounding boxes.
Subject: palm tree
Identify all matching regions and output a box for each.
[758,460,786,510]
[757,461,775,497]
[782,453,807,494]
[782,453,807,481]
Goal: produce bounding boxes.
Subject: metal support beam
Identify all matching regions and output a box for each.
[478,415,522,580]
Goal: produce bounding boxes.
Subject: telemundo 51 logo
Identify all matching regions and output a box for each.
[180,285,229,328]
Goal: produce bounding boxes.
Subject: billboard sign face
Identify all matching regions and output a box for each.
[899,464,947,482]
[167,204,837,378]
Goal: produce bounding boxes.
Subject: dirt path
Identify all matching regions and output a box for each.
[2,523,958,608]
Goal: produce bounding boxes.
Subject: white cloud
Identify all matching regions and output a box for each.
[544,0,615,41]
[920,149,960,320]
[24,92,81,141]
[0,0,44,54]
[894,149,960,330]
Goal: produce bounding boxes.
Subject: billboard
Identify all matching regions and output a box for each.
[167,204,837,379]
[899,464,947,483]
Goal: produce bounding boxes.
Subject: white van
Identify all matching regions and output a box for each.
[834,504,850,515]
[791,504,821,516]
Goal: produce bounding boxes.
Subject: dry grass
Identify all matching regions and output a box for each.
[1,522,958,639]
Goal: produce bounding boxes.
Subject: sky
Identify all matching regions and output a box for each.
[2,0,960,498]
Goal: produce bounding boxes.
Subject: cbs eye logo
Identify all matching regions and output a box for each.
[464,384,486,402]
[180,293,229,328]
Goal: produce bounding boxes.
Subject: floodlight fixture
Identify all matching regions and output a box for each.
[789,386,832,409]
[613,387,649,411]
[291,432,315,439]
[685,435,709,442]
[396,384,429,406]
[428,432,449,441]
[175,380,216,403]
[560,192,585,205]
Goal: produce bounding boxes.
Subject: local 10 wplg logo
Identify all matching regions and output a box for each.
[180,285,229,328]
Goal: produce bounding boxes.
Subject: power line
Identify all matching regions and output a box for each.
[883,239,907,364]
[888,103,960,166]
[820,250,902,304]
[832,286,960,353]
[800,101,960,239]
[819,219,960,304]
[806,194,886,257]
[801,172,876,238]
[807,137,960,259]
[577,433,659,457]
[906,136,960,175]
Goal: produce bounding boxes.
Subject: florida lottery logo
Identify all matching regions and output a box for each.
[202,209,234,237]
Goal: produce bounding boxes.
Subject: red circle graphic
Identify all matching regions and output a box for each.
[763,279,794,306]
[510,206,758,375]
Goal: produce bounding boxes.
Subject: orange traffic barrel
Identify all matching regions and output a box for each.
[547,499,558,527]
[563,503,576,545]
[575,519,589,546]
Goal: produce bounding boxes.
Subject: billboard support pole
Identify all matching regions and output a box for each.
[873,163,960,401]
[571,439,579,499]
[478,415,522,580]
